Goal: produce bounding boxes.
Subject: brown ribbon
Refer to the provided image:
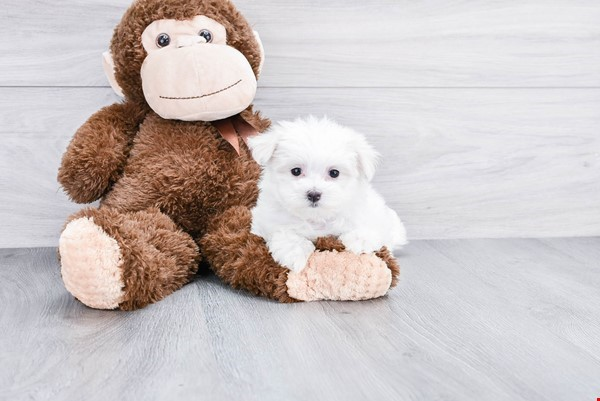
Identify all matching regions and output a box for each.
[212,115,259,155]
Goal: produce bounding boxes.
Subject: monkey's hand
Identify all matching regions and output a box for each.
[58,102,146,203]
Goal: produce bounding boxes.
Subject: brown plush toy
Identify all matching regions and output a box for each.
[57,0,399,310]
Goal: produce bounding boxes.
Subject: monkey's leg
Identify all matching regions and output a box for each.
[200,206,296,302]
[59,207,199,310]
[201,206,399,302]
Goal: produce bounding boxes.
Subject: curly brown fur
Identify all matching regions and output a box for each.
[100,112,263,238]
[314,236,347,252]
[58,102,147,203]
[376,248,400,288]
[58,0,272,309]
[240,107,271,133]
[202,206,297,302]
[66,207,200,310]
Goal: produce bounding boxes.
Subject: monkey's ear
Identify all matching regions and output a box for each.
[102,51,124,97]
[248,130,278,166]
[253,31,265,78]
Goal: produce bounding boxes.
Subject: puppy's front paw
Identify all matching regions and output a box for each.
[268,236,315,273]
[340,230,382,254]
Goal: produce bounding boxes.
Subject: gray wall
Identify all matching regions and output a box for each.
[1,0,599,247]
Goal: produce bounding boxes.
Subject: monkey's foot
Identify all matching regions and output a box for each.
[59,208,199,310]
[60,215,125,309]
[286,249,396,302]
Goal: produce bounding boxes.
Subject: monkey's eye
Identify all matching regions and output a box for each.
[198,29,213,43]
[291,168,302,177]
[329,169,340,178]
[156,33,171,48]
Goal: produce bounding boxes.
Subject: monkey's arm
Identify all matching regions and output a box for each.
[58,102,147,203]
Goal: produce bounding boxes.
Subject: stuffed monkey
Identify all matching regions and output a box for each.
[58,0,399,310]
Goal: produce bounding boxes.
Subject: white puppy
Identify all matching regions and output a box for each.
[248,116,407,272]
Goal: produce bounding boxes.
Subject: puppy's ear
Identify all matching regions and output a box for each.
[248,130,278,166]
[351,132,380,181]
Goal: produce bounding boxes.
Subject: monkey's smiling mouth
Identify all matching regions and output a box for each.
[159,79,242,100]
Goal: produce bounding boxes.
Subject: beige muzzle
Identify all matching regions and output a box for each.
[141,41,258,122]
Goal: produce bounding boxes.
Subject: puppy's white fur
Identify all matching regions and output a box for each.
[249,116,407,272]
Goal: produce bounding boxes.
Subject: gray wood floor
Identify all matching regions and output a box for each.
[1,238,599,401]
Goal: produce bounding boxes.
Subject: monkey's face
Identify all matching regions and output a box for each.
[139,16,258,122]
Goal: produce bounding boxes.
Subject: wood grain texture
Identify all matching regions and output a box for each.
[1,239,599,401]
[1,0,600,87]
[1,87,599,247]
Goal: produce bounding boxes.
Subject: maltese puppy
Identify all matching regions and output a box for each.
[248,116,407,272]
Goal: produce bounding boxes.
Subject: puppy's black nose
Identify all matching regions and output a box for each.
[307,191,322,203]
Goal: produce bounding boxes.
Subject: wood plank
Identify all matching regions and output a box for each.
[2,0,600,87]
[1,240,600,400]
[396,238,600,401]
[428,238,600,361]
[1,87,599,247]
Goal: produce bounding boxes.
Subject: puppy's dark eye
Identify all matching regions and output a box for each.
[291,168,302,177]
[329,169,340,178]
[156,33,171,48]
[199,29,213,43]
